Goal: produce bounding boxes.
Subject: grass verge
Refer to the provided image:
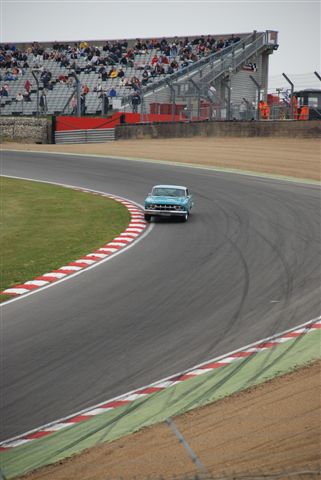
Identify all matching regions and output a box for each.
[0,177,130,302]
[1,328,320,479]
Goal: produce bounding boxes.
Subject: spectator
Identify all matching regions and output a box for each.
[24,79,31,93]
[23,91,31,102]
[58,74,67,83]
[151,55,158,65]
[117,68,125,78]
[109,87,117,98]
[1,84,9,96]
[131,92,141,113]
[39,91,47,114]
[70,95,77,114]
[82,84,90,95]
[80,93,86,115]
[16,92,24,102]
[99,91,109,114]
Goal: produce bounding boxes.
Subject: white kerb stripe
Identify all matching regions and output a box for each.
[76,259,96,265]
[123,393,148,401]
[98,248,118,253]
[113,236,133,242]
[107,242,127,247]
[43,423,71,432]
[120,232,138,237]
[3,288,30,294]
[25,280,49,286]
[2,439,31,448]
[42,272,66,279]
[84,407,113,416]
[59,266,83,271]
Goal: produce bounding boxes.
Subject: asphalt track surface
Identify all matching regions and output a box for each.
[1,150,321,441]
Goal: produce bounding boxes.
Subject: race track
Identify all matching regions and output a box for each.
[1,150,320,441]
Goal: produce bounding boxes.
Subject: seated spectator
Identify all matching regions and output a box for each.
[110,68,118,79]
[82,84,90,95]
[16,92,24,102]
[170,59,179,70]
[161,55,169,64]
[58,74,67,83]
[151,55,158,66]
[4,70,17,81]
[117,68,125,79]
[24,79,31,93]
[109,87,117,97]
[155,64,165,75]
[94,80,103,92]
[23,91,31,102]
[101,69,108,81]
[0,84,9,96]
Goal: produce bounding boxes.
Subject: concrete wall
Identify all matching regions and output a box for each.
[0,117,51,144]
[116,120,321,140]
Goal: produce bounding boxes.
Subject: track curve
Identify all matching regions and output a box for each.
[1,150,320,440]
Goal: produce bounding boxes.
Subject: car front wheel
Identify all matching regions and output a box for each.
[181,212,189,222]
[144,214,152,222]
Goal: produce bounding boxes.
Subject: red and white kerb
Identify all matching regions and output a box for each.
[1,317,320,451]
[0,190,147,298]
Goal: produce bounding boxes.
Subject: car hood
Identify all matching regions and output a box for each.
[145,196,187,205]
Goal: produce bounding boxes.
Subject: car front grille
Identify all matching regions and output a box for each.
[149,204,184,211]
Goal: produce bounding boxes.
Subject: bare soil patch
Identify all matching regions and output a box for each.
[19,360,321,479]
[3,137,320,181]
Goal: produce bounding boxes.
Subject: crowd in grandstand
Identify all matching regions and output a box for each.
[0,34,241,108]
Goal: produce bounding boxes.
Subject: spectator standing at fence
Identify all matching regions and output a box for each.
[70,95,77,114]
[80,93,86,115]
[99,91,109,114]
[131,92,141,113]
[39,91,47,114]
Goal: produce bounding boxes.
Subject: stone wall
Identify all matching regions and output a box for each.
[0,117,51,144]
[116,120,321,140]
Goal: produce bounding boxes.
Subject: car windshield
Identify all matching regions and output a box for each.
[152,188,186,197]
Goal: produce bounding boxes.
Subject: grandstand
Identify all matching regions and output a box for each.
[0,30,278,120]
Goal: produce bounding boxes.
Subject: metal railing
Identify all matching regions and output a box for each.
[121,31,274,108]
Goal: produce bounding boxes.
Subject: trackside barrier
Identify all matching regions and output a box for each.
[54,128,115,144]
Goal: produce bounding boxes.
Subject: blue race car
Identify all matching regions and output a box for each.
[144,185,194,222]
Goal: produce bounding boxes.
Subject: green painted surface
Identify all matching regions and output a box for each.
[1,328,320,479]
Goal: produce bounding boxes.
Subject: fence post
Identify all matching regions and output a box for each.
[31,69,40,117]
[282,73,294,119]
[250,74,261,120]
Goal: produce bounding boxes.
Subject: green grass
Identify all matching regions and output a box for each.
[0,177,130,301]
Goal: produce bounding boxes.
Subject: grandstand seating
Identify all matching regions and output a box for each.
[0,34,249,116]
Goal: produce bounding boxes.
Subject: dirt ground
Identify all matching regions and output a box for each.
[19,361,321,479]
[4,137,321,478]
[3,137,321,181]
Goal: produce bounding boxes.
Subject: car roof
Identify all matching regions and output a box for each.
[152,185,187,190]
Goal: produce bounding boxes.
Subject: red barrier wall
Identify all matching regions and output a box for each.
[56,113,186,131]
